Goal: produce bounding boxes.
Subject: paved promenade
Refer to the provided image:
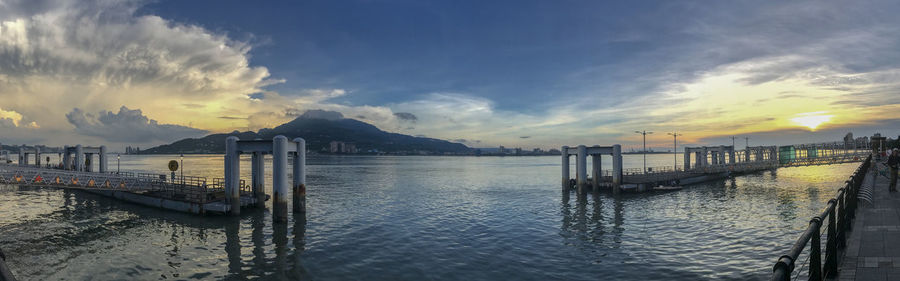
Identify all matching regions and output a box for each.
[838,162,900,280]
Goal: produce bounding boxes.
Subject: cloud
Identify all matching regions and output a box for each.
[393,112,417,122]
[66,106,208,143]
[0,107,38,128]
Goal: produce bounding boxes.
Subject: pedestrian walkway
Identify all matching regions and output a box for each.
[838,162,900,280]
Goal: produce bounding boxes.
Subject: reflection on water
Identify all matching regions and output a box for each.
[0,155,860,280]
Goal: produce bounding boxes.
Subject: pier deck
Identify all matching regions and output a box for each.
[838,162,900,280]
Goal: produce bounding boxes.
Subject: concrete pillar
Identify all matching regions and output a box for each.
[612,144,623,195]
[34,146,40,167]
[576,145,587,193]
[75,145,84,171]
[85,153,93,172]
[225,136,240,216]
[745,148,751,162]
[729,148,735,164]
[698,150,704,167]
[99,146,107,173]
[272,135,289,222]
[591,153,601,192]
[251,152,266,208]
[718,146,726,165]
[17,147,23,166]
[701,148,708,167]
[293,138,307,213]
[561,146,569,191]
[62,146,70,170]
[684,149,692,171]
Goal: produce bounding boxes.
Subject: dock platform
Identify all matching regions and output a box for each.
[838,162,900,280]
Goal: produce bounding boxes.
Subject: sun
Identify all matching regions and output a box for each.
[790,112,833,130]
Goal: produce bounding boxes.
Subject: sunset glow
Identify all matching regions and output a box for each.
[790,112,834,131]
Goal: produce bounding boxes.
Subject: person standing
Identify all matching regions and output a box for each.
[888,149,900,192]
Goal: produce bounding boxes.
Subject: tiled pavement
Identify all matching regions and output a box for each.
[838,163,900,280]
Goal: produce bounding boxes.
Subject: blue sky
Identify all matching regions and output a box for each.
[1,0,900,149]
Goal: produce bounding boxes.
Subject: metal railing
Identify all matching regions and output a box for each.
[769,154,872,281]
[0,164,251,205]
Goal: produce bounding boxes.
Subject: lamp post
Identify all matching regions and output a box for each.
[635,130,653,173]
[117,154,120,174]
[668,132,682,170]
[180,154,184,183]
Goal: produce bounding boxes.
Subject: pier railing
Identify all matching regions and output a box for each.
[769,154,871,281]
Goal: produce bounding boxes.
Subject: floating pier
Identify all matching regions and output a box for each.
[0,136,307,222]
[563,141,872,194]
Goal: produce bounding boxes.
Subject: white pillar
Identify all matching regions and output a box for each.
[225,136,240,216]
[99,146,107,173]
[684,149,691,171]
[293,138,307,213]
[591,153,601,192]
[63,146,70,170]
[561,146,569,191]
[272,135,289,222]
[612,144,623,195]
[729,147,735,164]
[251,152,265,208]
[75,145,84,171]
[718,145,726,165]
[576,145,587,193]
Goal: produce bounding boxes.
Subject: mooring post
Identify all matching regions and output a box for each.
[63,146,70,170]
[591,152,600,192]
[272,135,289,222]
[561,146,570,191]
[612,144,623,195]
[251,152,266,208]
[684,149,691,171]
[99,146,107,173]
[729,147,735,165]
[225,136,240,216]
[75,145,84,171]
[576,145,587,193]
[293,138,307,213]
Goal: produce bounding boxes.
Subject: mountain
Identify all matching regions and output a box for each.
[141,111,470,154]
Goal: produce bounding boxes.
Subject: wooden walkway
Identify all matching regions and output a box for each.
[837,162,900,280]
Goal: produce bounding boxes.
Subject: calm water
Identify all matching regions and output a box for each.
[0,154,858,280]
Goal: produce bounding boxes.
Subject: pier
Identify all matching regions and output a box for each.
[0,136,307,221]
[562,141,872,193]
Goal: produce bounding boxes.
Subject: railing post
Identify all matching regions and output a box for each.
[824,200,838,277]
[837,189,847,248]
[772,255,793,281]
[809,217,823,281]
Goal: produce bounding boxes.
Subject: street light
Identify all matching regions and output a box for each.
[180,154,184,183]
[116,154,120,174]
[635,130,653,173]
[668,132,682,170]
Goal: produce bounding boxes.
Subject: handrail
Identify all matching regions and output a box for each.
[769,154,871,281]
[0,247,16,281]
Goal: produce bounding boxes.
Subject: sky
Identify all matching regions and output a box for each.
[1,0,900,151]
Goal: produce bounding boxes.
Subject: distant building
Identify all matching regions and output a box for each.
[844,132,854,149]
[514,148,522,155]
[125,146,141,154]
[498,146,506,154]
[329,141,358,154]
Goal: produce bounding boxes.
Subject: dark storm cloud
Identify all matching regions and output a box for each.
[66,106,208,143]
